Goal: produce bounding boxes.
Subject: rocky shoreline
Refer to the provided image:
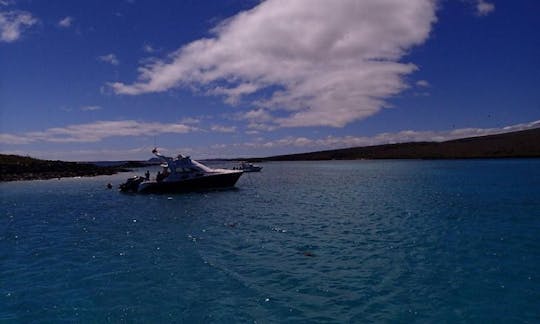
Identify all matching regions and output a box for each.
[0,154,131,182]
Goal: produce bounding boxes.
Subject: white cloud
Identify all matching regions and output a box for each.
[143,43,156,53]
[243,109,273,123]
[247,122,276,132]
[179,117,201,124]
[110,0,437,127]
[210,125,237,133]
[210,83,260,105]
[476,0,495,16]
[0,120,197,144]
[58,16,73,28]
[0,10,38,42]
[0,133,33,145]
[416,80,430,87]
[80,105,102,111]
[98,53,119,66]
[239,108,276,130]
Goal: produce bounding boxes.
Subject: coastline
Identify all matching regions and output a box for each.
[2,127,539,182]
[248,128,540,162]
[0,155,132,182]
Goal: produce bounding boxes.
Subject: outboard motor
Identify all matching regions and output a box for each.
[119,176,144,193]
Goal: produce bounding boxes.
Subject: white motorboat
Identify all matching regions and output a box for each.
[120,148,243,193]
[235,161,262,172]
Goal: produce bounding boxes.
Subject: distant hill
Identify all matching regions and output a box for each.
[250,128,540,161]
[0,155,130,182]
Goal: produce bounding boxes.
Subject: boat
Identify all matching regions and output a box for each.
[234,161,262,172]
[119,148,243,193]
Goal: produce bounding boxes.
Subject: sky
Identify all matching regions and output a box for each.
[1,0,539,161]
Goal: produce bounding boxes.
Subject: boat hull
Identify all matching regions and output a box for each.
[242,166,262,172]
[136,171,243,194]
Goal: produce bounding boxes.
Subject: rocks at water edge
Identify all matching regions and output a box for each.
[0,154,131,182]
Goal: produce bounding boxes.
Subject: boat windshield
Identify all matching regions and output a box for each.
[190,159,214,172]
[168,157,214,173]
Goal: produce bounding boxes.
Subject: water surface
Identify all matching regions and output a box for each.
[1,160,539,322]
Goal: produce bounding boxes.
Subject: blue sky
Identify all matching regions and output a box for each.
[1,0,539,161]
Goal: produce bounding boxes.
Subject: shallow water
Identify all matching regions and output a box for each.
[1,160,539,322]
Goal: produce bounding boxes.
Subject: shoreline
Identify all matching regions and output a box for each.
[0,169,130,182]
[2,128,539,181]
[247,128,540,162]
[0,154,133,182]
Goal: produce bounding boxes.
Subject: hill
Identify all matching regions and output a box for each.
[0,155,130,182]
[250,127,540,161]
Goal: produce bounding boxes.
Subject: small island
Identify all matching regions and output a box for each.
[0,154,132,182]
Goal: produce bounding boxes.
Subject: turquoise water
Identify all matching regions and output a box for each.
[1,160,539,322]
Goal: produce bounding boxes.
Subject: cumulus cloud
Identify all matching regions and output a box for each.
[210,125,237,133]
[110,0,437,127]
[0,120,197,144]
[239,108,276,130]
[0,10,38,42]
[98,53,119,66]
[58,16,73,28]
[242,109,273,123]
[475,0,495,16]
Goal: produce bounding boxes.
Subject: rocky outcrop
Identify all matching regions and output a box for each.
[0,155,130,182]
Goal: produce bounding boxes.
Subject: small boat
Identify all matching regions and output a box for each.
[234,161,262,172]
[119,148,243,193]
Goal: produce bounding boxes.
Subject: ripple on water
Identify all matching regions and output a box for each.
[1,160,539,322]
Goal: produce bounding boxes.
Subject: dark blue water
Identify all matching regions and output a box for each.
[1,160,539,322]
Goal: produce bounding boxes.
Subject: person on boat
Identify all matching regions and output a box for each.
[144,170,150,180]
